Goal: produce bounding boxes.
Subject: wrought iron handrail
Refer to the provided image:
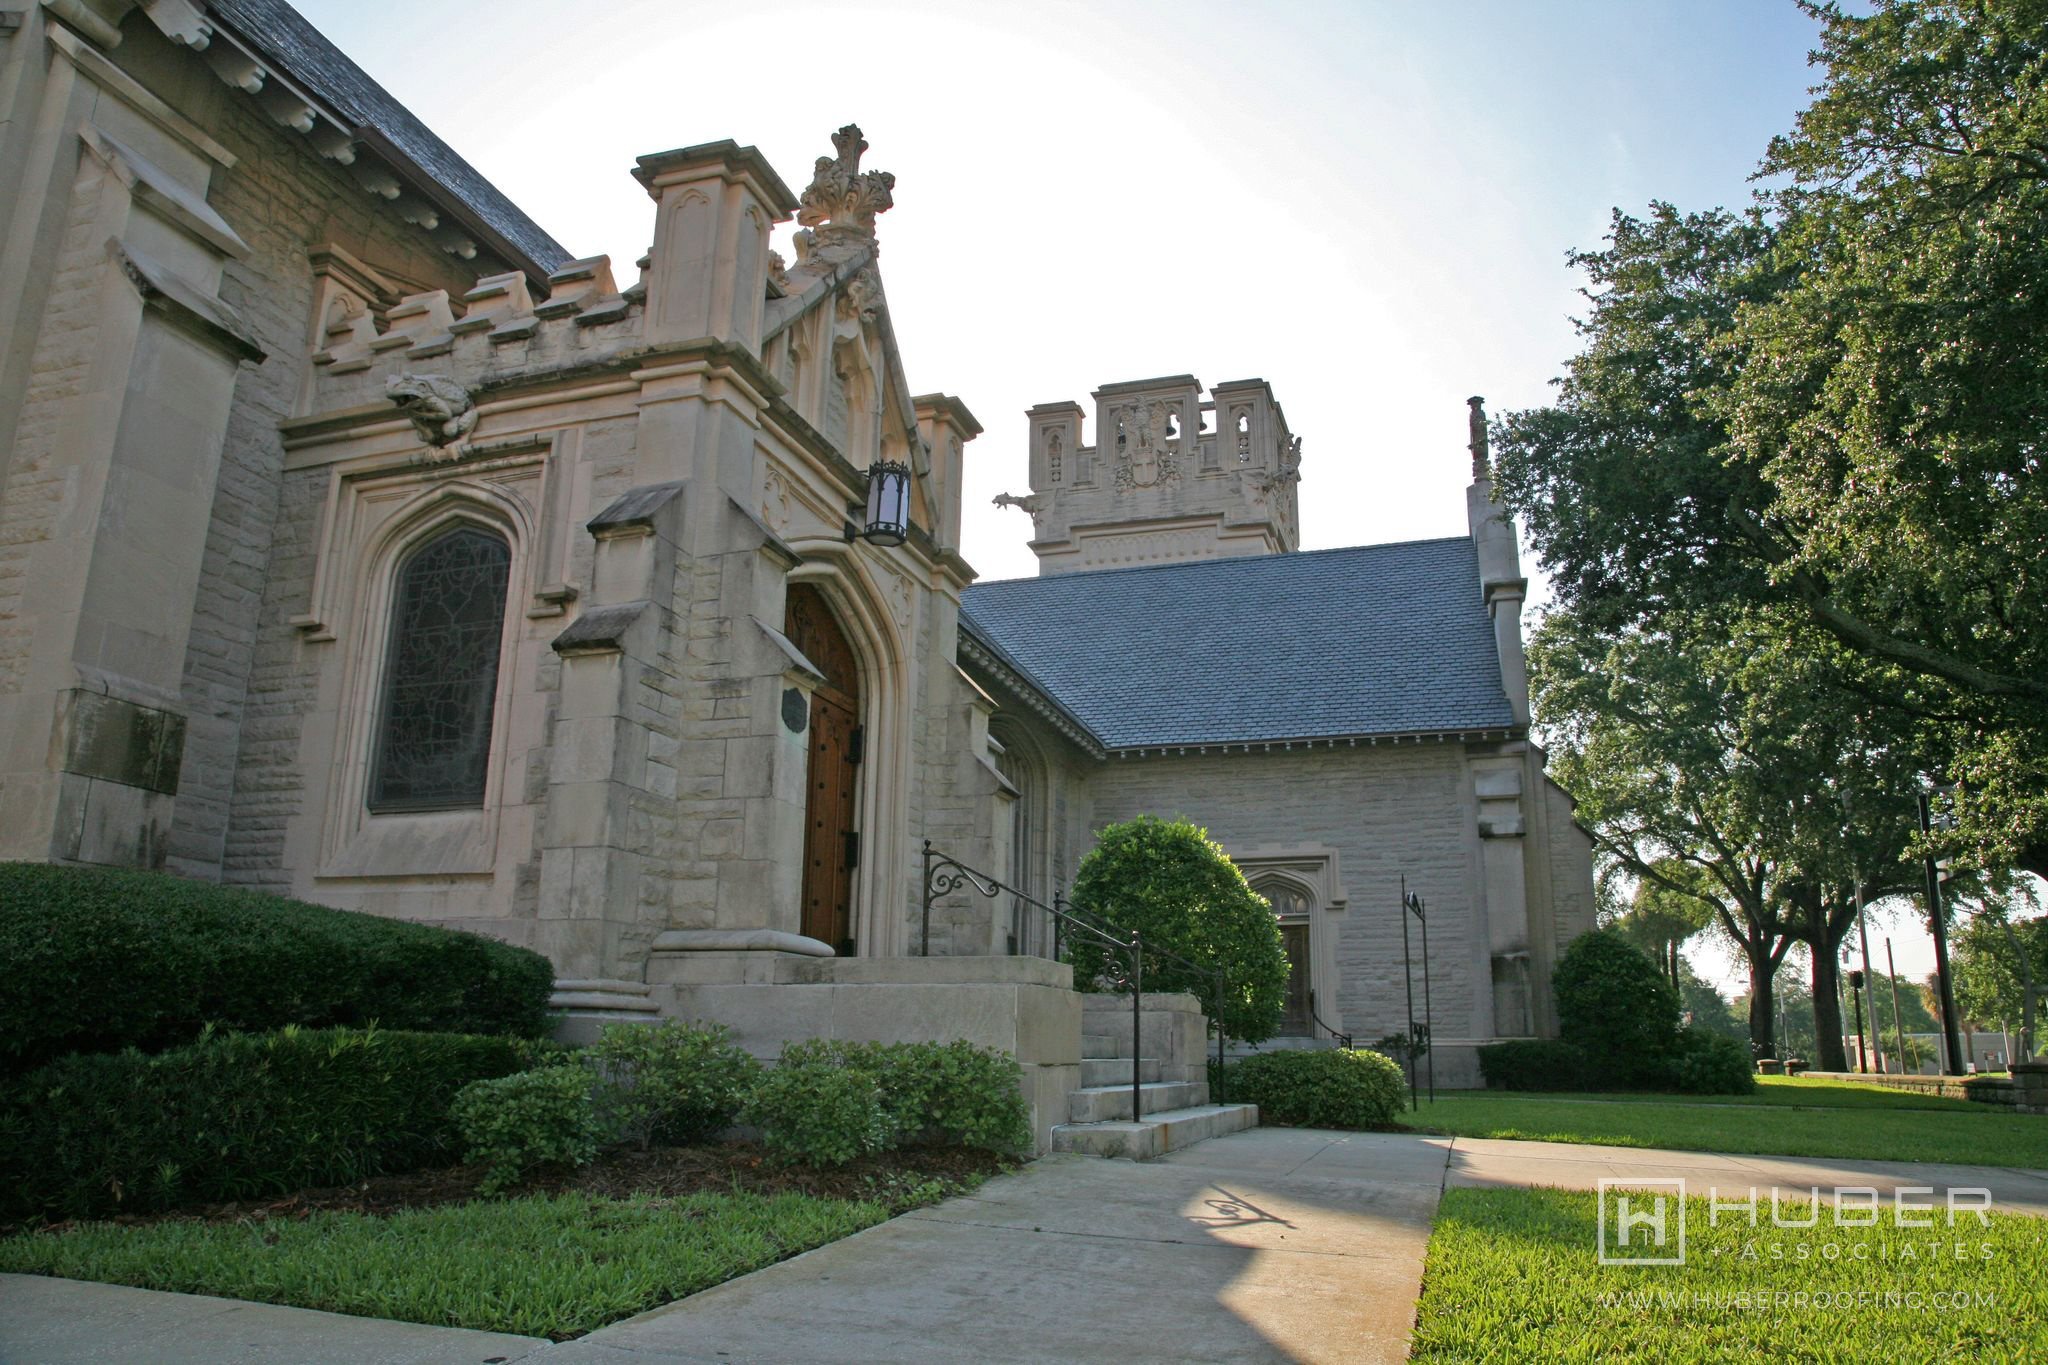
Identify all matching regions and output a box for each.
[1059,893,1230,1105]
[922,843,1148,1124]
[1307,989,1353,1049]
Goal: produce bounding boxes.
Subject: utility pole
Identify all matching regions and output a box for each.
[1853,872,1875,1073]
[1886,938,1910,1075]
[1917,791,1966,1076]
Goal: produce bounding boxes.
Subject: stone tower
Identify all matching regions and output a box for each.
[995,375,1300,575]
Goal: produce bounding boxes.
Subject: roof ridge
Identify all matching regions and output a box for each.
[966,535,1475,592]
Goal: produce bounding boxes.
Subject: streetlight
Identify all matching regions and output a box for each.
[1399,878,1434,1107]
[1847,966,1869,1076]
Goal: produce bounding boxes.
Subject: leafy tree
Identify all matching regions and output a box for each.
[1496,0,2048,876]
[1531,605,1922,1063]
[1954,904,2048,1057]
[1614,862,1715,985]
[1677,964,1746,1040]
[1067,815,1289,1043]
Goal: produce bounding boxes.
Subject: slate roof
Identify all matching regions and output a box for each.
[207,0,571,276]
[959,539,1517,750]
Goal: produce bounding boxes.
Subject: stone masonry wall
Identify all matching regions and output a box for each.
[1081,744,1487,1044]
[95,23,516,880]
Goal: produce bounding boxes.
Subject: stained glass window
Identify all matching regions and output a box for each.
[369,525,511,811]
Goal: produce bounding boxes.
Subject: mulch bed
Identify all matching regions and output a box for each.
[24,1145,1015,1235]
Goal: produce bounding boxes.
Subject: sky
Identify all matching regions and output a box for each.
[288,0,1960,1003]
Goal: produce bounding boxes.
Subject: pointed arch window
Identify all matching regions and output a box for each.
[368,524,511,812]
[1258,879,1316,1037]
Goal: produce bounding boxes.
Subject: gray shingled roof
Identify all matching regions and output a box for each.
[207,0,570,275]
[960,539,1516,749]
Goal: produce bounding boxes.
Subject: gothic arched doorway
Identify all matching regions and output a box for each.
[785,584,862,954]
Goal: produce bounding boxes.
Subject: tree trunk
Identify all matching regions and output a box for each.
[1810,947,1848,1072]
[1745,944,1776,1061]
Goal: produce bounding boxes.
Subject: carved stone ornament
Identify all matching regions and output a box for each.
[992,490,1046,516]
[386,373,477,450]
[797,125,895,242]
[1111,399,1181,491]
[835,265,882,325]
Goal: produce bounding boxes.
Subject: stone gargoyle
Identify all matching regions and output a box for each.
[385,372,477,448]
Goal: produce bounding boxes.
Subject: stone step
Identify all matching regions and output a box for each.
[1067,1079,1208,1124]
[1081,1056,1162,1087]
[1081,1033,1117,1057]
[1050,1103,1260,1161]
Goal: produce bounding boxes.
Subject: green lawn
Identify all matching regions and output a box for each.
[1520,1075,1992,1113]
[0,1190,889,1340]
[1411,1187,2048,1362]
[1412,1083,2048,1168]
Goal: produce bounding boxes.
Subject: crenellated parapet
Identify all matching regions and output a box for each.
[998,375,1302,575]
[303,253,642,415]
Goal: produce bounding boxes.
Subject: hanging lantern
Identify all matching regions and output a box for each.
[858,459,911,546]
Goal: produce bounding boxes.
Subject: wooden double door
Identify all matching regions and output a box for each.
[785,585,861,955]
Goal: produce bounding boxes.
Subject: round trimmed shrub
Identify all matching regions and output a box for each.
[1226,1047,1407,1129]
[585,1020,760,1149]
[1661,1027,1756,1095]
[0,863,555,1074]
[1067,815,1290,1043]
[452,1065,605,1195]
[1552,929,1681,1086]
[744,1050,893,1168]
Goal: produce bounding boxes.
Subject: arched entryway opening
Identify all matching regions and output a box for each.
[785,583,862,954]
[1253,875,1317,1037]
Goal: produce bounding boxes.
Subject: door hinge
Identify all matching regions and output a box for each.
[847,725,865,766]
[843,830,860,868]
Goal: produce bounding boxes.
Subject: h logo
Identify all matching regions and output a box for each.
[1598,1178,1686,1265]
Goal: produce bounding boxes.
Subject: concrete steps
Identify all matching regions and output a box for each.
[1050,1103,1260,1160]
[1081,1055,1162,1087]
[1068,1079,1209,1124]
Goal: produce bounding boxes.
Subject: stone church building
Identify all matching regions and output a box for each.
[0,0,1593,1134]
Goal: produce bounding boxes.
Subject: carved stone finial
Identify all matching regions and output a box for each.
[796,123,895,241]
[387,373,476,449]
[1467,395,1489,479]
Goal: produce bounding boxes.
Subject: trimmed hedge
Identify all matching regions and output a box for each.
[1476,1039,1595,1091]
[0,1026,549,1223]
[1222,1048,1408,1129]
[1477,1030,1755,1097]
[0,863,555,1073]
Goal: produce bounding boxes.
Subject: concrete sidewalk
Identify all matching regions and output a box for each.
[4,1128,2044,1365]
[1445,1135,2048,1215]
[547,1128,1448,1365]
[0,1272,549,1364]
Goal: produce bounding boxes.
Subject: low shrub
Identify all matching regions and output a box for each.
[1476,1039,1595,1091]
[0,1027,540,1222]
[452,1066,605,1194]
[743,1039,1031,1167]
[1658,1028,1757,1095]
[745,1055,893,1167]
[1224,1047,1408,1129]
[0,863,555,1074]
[585,1020,761,1149]
[1553,929,1682,1087]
